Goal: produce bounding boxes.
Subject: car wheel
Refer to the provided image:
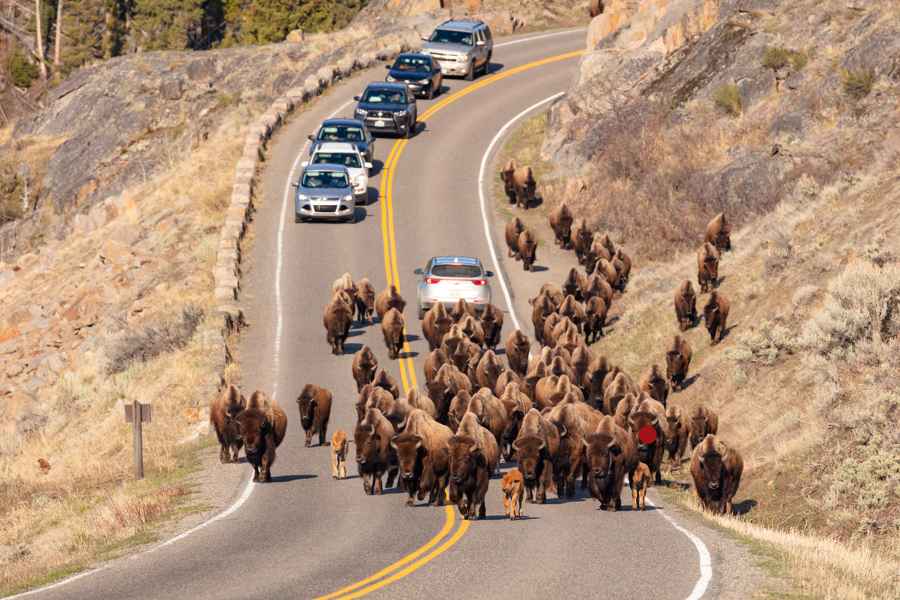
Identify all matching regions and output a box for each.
[294,214,302,223]
[425,86,433,100]
[465,60,475,81]
[418,306,426,320]
[405,121,415,139]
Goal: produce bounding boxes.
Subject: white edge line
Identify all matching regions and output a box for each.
[477,94,713,600]
[494,28,585,49]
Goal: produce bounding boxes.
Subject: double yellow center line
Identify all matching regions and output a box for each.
[317,47,585,600]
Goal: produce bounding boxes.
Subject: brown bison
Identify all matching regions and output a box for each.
[583,273,614,307]
[596,258,619,291]
[508,164,537,209]
[391,409,453,506]
[664,405,689,469]
[631,462,651,510]
[639,364,670,406]
[500,159,518,204]
[563,267,587,301]
[480,304,504,350]
[628,398,667,484]
[323,294,353,354]
[447,389,472,432]
[236,403,288,483]
[690,435,743,514]
[548,201,574,248]
[705,212,732,252]
[474,350,504,391]
[381,307,406,359]
[583,296,607,344]
[331,430,349,479]
[517,228,538,271]
[547,398,603,497]
[406,387,437,419]
[703,291,730,344]
[354,407,398,495]
[210,385,246,463]
[450,298,477,323]
[666,335,692,391]
[352,346,378,392]
[448,412,500,519]
[614,248,632,284]
[689,405,719,450]
[613,392,639,431]
[375,285,406,320]
[697,242,720,293]
[585,415,638,511]
[674,280,698,331]
[584,236,612,274]
[467,387,509,451]
[506,216,525,259]
[423,302,453,351]
[603,371,636,416]
[426,363,472,424]
[502,469,525,520]
[356,277,376,324]
[530,292,556,346]
[538,283,564,309]
[572,218,594,265]
[589,0,605,18]
[559,295,586,332]
[499,382,533,460]
[505,329,531,377]
[585,354,611,409]
[512,408,560,503]
[373,369,400,399]
[296,384,333,447]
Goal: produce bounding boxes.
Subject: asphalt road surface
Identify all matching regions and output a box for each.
[20,29,721,600]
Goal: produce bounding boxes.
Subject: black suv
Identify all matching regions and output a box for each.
[385,53,443,99]
[353,83,418,138]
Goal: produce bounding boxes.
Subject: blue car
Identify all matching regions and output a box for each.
[308,119,375,163]
[385,53,443,99]
[353,83,418,138]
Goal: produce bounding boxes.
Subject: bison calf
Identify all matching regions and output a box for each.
[331,430,349,479]
[502,469,525,520]
[690,435,743,514]
[296,384,333,447]
[630,461,651,510]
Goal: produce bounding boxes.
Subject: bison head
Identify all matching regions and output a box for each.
[354,424,381,466]
[585,432,619,484]
[690,415,711,447]
[697,448,725,497]
[501,410,525,460]
[390,433,424,482]
[628,411,661,464]
[448,435,483,485]
[296,386,319,431]
[236,409,269,459]
[511,435,546,483]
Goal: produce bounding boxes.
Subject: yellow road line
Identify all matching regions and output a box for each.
[322,47,582,600]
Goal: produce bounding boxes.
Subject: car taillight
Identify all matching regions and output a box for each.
[472,279,486,286]
[426,277,441,284]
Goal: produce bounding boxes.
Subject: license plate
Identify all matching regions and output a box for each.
[374,119,385,128]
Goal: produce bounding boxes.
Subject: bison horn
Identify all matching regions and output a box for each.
[607,439,617,449]
[651,416,659,426]
[557,424,568,438]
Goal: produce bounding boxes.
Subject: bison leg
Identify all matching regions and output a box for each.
[304,430,312,448]
[374,473,384,495]
[478,498,487,520]
[632,487,639,510]
[362,473,373,495]
[386,465,399,489]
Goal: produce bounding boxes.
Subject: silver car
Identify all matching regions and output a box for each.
[415,256,492,319]
[293,163,355,223]
[421,19,493,81]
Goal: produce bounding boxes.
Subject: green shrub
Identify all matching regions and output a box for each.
[7,50,39,88]
[762,47,808,71]
[842,68,875,100]
[714,84,742,116]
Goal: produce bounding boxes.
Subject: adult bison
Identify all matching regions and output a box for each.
[583,273,614,307]
[467,387,508,450]
[596,258,619,291]
[603,371,636,415]
[690,435,743,514]
[697,242,720,293]
[296,384,332,447]
[354,407,398,495]
[423,347,449,385]
[499,159,518,204]
[572,218,593,265]
[450,298,477,323]
[689,405,719,450]
[506,217,525,259]
[323,294,353,354]
[423,302,453,351]
[517,229,538,271]
[381,307,406,359]
[356,277,376,324]
[480,304,504,350]
[530,293,555,346]
[474,350,504,391]
[584,236,612,274]
[614,248,632,284]
[548,201,574,248]
[589,0,605,18]
[585,415,638,511]
[639,364,669,406]
[505,329,531,377]
[666,335,692,391]
[391,409,453,506]
[512,408,560,503]
[373,369,401,399]
[236,403,288,483]
[406,387,437,419]
[705,212,732,252]
[664,404,689,469]
[210,384,246,463]
[426,363,472,424]
[703,291,730,344]
[352,346,378,392]
[559,295,586,332]
[499,382,532,461]
[448,412,500,520]
[505,164,537,209]
[628,398,667,484]
[375,285,406,320]
[547,398,603,498]
[583,296,608,343]
[674,280,698,331]
[562,268,587,301]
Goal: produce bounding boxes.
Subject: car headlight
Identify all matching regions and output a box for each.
[297,194,309,201]
[457,55,469,63]
[418,78,430,84]
[386,75,396,82]
[355,108,367,117]
[342,194,353,203]
[354,175,366,186]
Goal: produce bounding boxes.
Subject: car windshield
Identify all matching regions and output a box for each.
[429,29,474,46]
[317,125,364,143]
[431,264,483,278]
[393,56,431,72]
[312,152,362,169]
[362,88,406,104]
[301,170,349,189]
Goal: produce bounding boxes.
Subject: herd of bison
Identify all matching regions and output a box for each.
[209,162,745,521]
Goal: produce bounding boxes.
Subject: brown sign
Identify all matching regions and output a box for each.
[124,402,152,423]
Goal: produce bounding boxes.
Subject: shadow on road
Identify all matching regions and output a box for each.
[268,474,317,483]
[733,499,758,515]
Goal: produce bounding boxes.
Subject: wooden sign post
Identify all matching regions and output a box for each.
[124,401,152,479]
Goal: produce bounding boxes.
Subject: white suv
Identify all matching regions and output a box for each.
[303,142,372,204]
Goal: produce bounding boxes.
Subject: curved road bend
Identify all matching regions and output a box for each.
[21,29,713,600]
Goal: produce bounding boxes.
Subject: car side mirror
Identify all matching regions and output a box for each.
[301,161,309,167]
[291,182,299,188]
[414,268,423,275]
[354,95,361,101]
[307,134,315,141]
[385,65,391,70]
[365,162,373,170]
[476,40,485,46]
[485,270,494,277]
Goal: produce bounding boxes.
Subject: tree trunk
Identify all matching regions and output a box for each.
[53,0,62,68]
[34,0,47,79]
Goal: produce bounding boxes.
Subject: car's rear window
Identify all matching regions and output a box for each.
[317,126,364,142]
[431,264,482,278]
[312,152,361,169]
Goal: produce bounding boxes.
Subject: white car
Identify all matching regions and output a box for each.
[303,142,372,204]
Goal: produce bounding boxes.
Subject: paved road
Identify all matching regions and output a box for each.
[21,29,719,600]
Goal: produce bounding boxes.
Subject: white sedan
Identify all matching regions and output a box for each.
[303,142,372,204]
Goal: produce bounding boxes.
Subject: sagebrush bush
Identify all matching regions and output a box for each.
[714,84,742,116]
[762,47,808,71]
[842,68,875,100]
[802,261,900,355]
[106,306,204,374]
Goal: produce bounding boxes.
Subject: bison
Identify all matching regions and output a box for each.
[583,273,614,307]
[596,258,619,291]
[372,369,400,399]
[500,159,518,204]
[583,296,607,344]
[505,329,531,377]
[426,363,472,424]
[450,298,477,323]
[331,430,349,479]
[506,216,525,259]
[558,294,586,332]
[423,347,449,384]
[584,415,638,511]
[664,405,689,469]
[666,335,692,391]
[352,346,378,392]
[572,218,594,265]
[375,285,406,320]
[639,364,669,406]
[354,407,398,495]
[529,292,555,346]
[356,277,376,324]
[512,408,559,503]
[499,382,533,461]
[448,412,500,519]
[236,403,287,483]
[508,164,537,209]
[697,242,720,293]
[547,398,603,497]
[467,387,508,451]
[690,435,743,514]
[674,280,698,331]
[210,384,246,463]
[603,371,636,416]
[705,212,732,252]
[406,387,437,419]
[381,307,406,359]
[548,201,574,248]
[628,398,667,484]
[703,290,730,344]
[689,405,719,450]
[563,267,587,301]
[474,350,504,391]
[480,304,504,350]
[584,236,612,274]
[323,294,353,354]
[502,469,525,520]
[631,461,651,510]
[391,409,453,506]
[517,228,538,271]
[614,248,632,284]
[423,302,453,351]
[296,384,333,447]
